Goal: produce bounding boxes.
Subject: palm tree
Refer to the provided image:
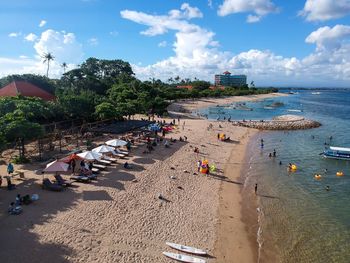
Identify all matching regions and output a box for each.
[61,62,68,74]
[42,52,54,77]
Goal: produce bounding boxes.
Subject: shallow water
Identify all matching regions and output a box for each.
[202,90,350,262]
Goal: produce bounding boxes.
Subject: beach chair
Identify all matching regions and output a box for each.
[115,148,129,156]
[42,178,64,191]
[103,155,118,163]
[97,159,112,166]
[91,167,100,174]
[70,175,91,183]
[54,174,74,187]
[93,163,107,170]
[111,151,126,158]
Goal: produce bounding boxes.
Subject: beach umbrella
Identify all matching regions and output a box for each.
[59,153,83,163]
[92,145,115,154]
[43,160,69,173]
[105,139,127,147]
[77,151,102,161]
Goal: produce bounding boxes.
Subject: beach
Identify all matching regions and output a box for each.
[0,93,284,263]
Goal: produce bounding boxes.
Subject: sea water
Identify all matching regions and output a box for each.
[201,90,350,263]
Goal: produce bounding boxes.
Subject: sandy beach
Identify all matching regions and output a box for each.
[0,93,284,263]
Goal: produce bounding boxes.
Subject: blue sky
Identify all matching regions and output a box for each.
[1,0,350,87]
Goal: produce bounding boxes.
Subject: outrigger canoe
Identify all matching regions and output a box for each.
[162,252,206,263]
[166,242,207,255]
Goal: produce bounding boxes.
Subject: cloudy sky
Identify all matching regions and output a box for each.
[1,0,350,87]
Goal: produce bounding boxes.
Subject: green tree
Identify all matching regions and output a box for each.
[0,114,44,159]
[42,52,55,78]
[95,102,119,120]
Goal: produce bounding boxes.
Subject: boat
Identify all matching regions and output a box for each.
[166,242,207,255]
[311,92,321,95]
[287,109,302,112]
[323,146,350,160]
[162,252,206,263]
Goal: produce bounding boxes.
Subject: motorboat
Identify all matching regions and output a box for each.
[323,146,350,160]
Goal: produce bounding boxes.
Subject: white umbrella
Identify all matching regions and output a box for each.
[44,160,69,172]
[77,151,102,161]
[106,139,127,147]
[92,145,115,154]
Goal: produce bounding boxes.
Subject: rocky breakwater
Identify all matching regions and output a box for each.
[231,115,321,130]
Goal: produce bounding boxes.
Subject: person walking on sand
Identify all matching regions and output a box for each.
[71,159,76,174]
[7,162,14,175]
[255,184,258,195]
[273,149,276,157]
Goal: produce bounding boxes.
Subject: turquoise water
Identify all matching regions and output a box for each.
[202,90,350,262]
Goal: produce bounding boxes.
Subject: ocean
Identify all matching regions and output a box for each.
[200,90,350,263]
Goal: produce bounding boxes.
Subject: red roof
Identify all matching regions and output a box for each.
[223,71,231,75]
[0,81,55,101]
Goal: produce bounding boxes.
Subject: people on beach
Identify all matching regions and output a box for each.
[164,140,169,148]
[269,153,272,158]
[273,149,276,157]
[255,184,258,195]
[197,160,201,172]
[6,177,15,190]
[279,161,282,165]
[7,162,14,175]
[124,162,131,169]
[71,159,76,174]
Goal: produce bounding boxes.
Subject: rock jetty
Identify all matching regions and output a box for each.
[231,115,321,130]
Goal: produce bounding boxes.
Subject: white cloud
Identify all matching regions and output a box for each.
[217,0,278,22]
[300,0,350,22]
[34,30,83,65]
[247,15,261,23]
[8,32,21,38]
[0,29,84,78]
[208,0,213,8]
[88,37,99,46]
[122,5,350,87]
[305,25,350,50]
[39,20,47,27]
[24,33,38,42]
[158,41,167,47]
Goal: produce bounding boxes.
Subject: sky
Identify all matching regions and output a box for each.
[1,0,350,87]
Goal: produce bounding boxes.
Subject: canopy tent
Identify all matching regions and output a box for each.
[77,151,102,161]
[148,124,161,131]
[92,145,115,154]
[44,160,69,173]
[105,139,127,147]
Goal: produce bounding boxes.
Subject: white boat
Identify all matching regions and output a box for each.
[162,252,206,263]
[166,242,207,255]
[311,92,321,95]
[323,146,350,160]
[287,109,302,112]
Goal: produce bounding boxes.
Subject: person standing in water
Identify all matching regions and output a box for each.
[273,149,276,157]
[255,184,258,195]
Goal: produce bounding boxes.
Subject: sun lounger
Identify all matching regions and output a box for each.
[91,167,100,174]
[103,156,118,162]
[42,178,64,191]
[70,175,91,183]
[93,163,107,170]
[54,174,74,187]
[97,159,112,165]
[111,150,126,158]
[115,149,129,156]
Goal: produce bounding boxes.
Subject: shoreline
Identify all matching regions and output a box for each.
[170,93,287,263]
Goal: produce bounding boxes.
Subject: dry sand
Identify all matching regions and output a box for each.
[0,93,284,263]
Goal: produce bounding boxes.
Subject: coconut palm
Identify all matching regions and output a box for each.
[61,62,68,74]
[42,52,55,77]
